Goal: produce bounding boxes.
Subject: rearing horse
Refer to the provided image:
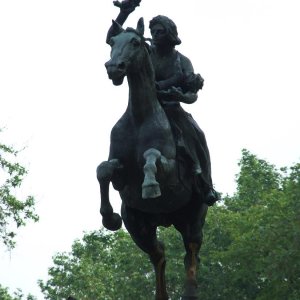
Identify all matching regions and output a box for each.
[97,18,208,300]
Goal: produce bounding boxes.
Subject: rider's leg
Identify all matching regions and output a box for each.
[186,118,221,206]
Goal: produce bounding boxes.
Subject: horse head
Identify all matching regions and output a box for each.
[105,18,147,86]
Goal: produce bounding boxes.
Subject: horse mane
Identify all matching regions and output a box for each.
[124,27,155,83]
[125,27,145,39]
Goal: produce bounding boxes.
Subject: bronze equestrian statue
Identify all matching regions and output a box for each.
[96,1,219,299]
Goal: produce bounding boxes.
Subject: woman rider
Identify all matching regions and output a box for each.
[107,0,219,205]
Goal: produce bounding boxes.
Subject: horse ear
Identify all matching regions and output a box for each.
[112,20,124,35]
[136,17,145,36]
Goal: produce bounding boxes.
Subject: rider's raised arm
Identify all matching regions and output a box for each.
[106,0,141,44]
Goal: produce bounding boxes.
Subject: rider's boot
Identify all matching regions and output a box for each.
[192,163,220,206]
[205,188,221,206]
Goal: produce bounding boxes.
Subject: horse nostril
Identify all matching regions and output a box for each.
[118,62,126,70]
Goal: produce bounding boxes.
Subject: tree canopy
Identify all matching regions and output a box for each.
[39,149,300,299]
[0,130,39,249]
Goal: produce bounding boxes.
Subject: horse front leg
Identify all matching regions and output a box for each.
[142,148,161,199]
[142,148,176,199]
[96,159,123,231]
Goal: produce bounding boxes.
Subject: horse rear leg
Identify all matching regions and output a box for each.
[96,159,123,231]
[122,205,169,300]
[151,241,168,300]
[182,242,201,300]
[174,203,208,300]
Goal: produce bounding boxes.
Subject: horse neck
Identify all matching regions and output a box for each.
[127,51,161,122]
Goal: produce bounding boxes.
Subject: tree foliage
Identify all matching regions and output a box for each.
[39,230,153,299]
[0,284,36,300]
[0,130,39,249]
[200,149,300,299]
[38,227,187,300]
[39,149,300,299]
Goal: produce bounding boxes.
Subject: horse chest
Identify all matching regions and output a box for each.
[110,119,141,158]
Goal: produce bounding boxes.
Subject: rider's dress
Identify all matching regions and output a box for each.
[150,47,214,192]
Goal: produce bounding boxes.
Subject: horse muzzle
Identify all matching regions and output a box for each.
[105,60,126,86]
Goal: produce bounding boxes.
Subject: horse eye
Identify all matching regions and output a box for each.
[131,38,140,47]
[109,38,115,47]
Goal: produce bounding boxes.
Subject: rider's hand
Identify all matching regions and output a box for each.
[113,0,141,14]
[157,86,184,102]
[170,87,185,102]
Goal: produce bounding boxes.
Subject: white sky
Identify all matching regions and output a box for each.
[0,0,299,298]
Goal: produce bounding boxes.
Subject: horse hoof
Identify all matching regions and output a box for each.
[156,295,169,300]
[142,182,161,199]
[181,291,199,299]
[102,213,122,231]
[181,280,199,300]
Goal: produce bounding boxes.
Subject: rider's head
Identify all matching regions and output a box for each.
[149,15,181,47]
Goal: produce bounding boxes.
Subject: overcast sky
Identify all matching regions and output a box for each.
[0,0,299,298]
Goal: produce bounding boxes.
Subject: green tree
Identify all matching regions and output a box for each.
[0,284,14,300]
[39,229,155,300]
[38,227,189,300]
[0,284,37,300]
[0,129,39,249]
[198,149,300,299]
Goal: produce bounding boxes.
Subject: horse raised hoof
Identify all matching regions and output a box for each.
[102,213,122,231]
[142,181,161,199]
